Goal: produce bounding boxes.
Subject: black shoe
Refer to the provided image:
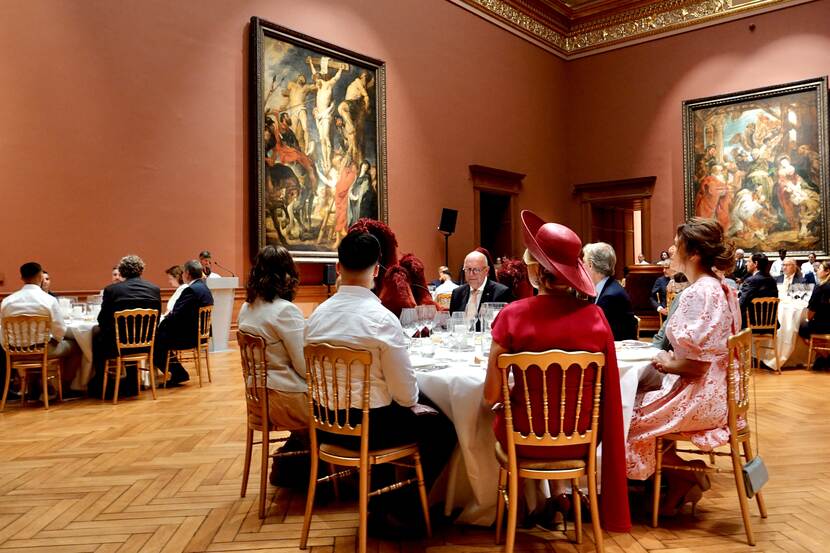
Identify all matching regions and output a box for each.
[367,510,425,540]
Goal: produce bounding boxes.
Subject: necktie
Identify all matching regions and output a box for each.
[465,288,480,320]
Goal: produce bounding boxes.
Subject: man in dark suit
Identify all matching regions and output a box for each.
[730,248,749,282]
[153,260,214,385]
[449,250,513,320]
[92,255,162,397]
[583,242,638,341]
[650,263,670,311]
[774,257,805,292]
[739,253,778,329]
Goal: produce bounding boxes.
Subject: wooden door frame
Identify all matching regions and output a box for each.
[471,165,524,258]
[572,176,656,261]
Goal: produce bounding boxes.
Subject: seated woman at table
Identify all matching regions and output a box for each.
[237,245,309,486]
[798,260,830,347]
[163,265,187,317]
[627,217,741,514]
[482,210,631,534]
[379,253,436,317]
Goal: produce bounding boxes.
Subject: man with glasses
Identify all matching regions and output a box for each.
[775,257,805,293]
[449,250,513,319]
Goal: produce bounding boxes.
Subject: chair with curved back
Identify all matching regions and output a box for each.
[494,349,606,553]
[1,314,62,411]
[806,333,830,369]
[300,343,431,553]
[746,297,780,374]
[164,305,212,387]
[102,308,158,405]
[237,330,308,518]
[651,328,768,545]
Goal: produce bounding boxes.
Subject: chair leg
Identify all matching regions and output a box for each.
[259,428,269,519]
[21,373,27,406]
[42,366,49,410]
[204,344,212,383]
[652,437,664,528]
[240,429,253,498]
[413,451,432,537]
[113,359,122,405]
[495,467,507,545]
[102,361,109,401]
[356,464,370,553]
[163,352,171,389]
[505,469,519,553]
[195,350,203,387]
[329,463,340,500]
[572,478,582,544]
[588,468,604,553]
[0,363,10,412]
[299,447,320,550]
[148,362,157,400]
[730,438,756,546]
[56,364,63,402]
[444,448,461,517]
[774,334,781,375]
[808,339,815,369]
[741,438,768,519]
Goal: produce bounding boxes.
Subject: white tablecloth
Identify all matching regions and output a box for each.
[759,299,808,369]
[65,320,97,391]
[413,342,662,526]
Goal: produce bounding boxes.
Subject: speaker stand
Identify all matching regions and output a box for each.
[440,231,452,268]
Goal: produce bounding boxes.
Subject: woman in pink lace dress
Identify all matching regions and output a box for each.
[627,217,741,512]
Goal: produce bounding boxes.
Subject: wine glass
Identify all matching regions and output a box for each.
[417,304,437,336]
[400,308,420,341]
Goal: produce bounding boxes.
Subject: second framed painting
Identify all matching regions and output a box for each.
[683,77,829,255]
[250,17,388,262]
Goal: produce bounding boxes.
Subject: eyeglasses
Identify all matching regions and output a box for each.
[463,267,486,275]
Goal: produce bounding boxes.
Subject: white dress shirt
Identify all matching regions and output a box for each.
[165,284,188,315]
[464,277,487,317]
[433,279,458,297]
[770,259,784,278]
[0,284,66,343]
[207,272,221,279]
[801,261,815,276]
[238,297,307,393]
[305,285,418,409]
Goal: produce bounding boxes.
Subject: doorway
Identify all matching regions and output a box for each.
[479,191,513,260]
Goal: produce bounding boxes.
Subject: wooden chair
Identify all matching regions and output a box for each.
[494,349,605,553]
[102,309,158,405]
[651,328,768,545]
[634,315,642,340]
[435,292,452,310]
[237,330,308,518]
[806,333,830,369]
[657,292,666,327]
[1,315,62,411]
[300,343,431,553]
[746,297,780,374]
[164,305,212,387]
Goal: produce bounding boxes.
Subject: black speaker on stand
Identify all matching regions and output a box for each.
[323,263,337,296]
[438,208,458,268]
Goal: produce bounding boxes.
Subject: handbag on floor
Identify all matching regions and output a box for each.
[742,368,768,498]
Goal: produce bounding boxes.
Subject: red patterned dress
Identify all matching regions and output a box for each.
[626,275,741,479]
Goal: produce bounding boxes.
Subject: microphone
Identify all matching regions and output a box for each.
[213,259,237,277]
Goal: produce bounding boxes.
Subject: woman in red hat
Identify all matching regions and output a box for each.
[482,210,631,534]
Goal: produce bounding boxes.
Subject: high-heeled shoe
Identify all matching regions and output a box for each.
[535,493,572,532]
[659,482,703,517]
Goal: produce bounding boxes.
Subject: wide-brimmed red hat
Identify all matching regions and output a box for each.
[521,210,595,296]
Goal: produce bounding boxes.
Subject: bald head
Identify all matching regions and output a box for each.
[463,251,488,289]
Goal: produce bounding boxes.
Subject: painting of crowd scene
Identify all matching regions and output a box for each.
[251,18,386,261]
[683,78,829,254]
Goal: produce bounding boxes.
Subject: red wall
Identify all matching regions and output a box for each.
[0,0,568,292]
[566,0,830,256]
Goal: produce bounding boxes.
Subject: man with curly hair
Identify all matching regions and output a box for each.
[92,255,161,398]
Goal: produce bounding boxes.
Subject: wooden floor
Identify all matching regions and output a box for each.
[1,349,829,553]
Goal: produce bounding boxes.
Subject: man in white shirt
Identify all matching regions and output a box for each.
[198,250,221,279]
[801,252,817,278]
[432,266,458,297]
[1,262,77,399]
[305,230,456,535]
[770,248,787,278]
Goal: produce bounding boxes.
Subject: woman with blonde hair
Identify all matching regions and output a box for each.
[627,217,741,514]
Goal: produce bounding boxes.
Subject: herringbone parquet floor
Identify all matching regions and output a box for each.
[1,348,828,553]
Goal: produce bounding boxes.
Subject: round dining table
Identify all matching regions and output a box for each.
[64,319,98,391]
[411,340,661,526]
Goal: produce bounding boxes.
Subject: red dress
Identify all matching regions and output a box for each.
[491,294,631,533]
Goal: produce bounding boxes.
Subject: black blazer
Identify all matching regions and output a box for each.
[448,279,513,316]
[731,259,750,281]
[596,278,638,341]
[739,273,778,328]
[97,277,162,354]
[158,279,214,346]
[650,275,669,310]
[774,274,806,286]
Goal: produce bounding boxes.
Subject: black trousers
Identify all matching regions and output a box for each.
[317,393,457,511]
[152,327,192,383]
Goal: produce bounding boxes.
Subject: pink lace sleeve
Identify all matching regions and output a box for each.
[669,279,731,363]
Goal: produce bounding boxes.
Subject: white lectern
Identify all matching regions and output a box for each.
[206,276,238,352]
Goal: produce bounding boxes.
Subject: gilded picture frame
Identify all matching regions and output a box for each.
[250,17,388,262]
[682,77,829,256]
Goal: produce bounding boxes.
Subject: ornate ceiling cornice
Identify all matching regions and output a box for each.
[449,0,815,58]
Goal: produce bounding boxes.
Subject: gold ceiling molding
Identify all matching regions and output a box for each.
[450,0,814,58]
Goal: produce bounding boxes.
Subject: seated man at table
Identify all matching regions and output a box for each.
[305,230,456,536]
[775,257,805,293]
[449,250,513,320]
[583,242,638,340]
[153,260,214,385]
[92,255,162,398]
[739,253,778,329]
[1,262,78,399]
